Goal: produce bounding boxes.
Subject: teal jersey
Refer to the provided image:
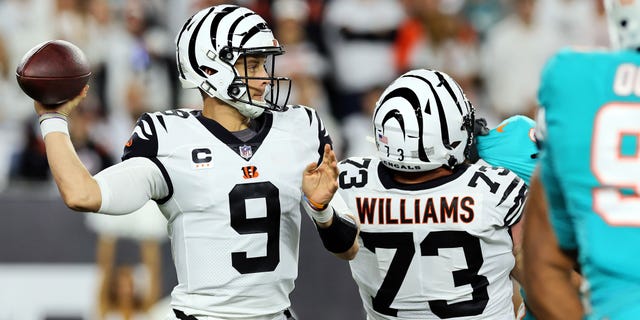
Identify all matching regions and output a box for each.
[477,115,538,185]
[538,48,640,319]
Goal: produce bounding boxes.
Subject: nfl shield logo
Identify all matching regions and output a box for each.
[239,145,253,159]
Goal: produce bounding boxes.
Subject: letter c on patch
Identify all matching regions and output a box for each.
[192,148,212,163]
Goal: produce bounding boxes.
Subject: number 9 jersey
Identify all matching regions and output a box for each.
[336,157,527,319]
[537,48,640,319]
[121,107,331,318]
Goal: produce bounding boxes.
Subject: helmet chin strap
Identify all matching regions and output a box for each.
[225,93,265,119]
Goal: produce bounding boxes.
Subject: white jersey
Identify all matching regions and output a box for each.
[122,107,330,318]
[337,157,527,320]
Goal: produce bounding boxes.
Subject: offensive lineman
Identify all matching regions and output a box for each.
[335,69,527,319]
[31,5,358,320]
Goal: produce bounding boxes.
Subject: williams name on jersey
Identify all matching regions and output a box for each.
[337,157,527,320]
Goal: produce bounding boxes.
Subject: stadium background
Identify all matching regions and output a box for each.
[0,0,609,319]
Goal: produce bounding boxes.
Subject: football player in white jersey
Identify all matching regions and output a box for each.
[334,69,527,319]
[30,5,358,320]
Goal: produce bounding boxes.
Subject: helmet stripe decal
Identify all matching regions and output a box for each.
[227,12,257,48]
[210,6,240,50]
[404,74,453,150]
[188,7,216,77]
[240,25,262,48]
[176,16,193,80]
[434,71,464,115]
[381,110,405,137]
[377,87,430,162]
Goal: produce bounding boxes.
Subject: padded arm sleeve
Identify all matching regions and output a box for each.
[94,157,169,215]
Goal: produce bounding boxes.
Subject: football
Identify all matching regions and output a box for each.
[16,40,91,107]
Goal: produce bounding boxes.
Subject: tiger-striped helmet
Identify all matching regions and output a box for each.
[176,5,291,118]
[373,69,475,172]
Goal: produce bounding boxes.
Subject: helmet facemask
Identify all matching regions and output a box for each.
[226,46,292,112]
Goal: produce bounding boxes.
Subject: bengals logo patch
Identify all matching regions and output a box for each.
[242,166,259,179]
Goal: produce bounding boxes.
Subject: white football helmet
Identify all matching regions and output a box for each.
[604,0,640,50]
[176,5,291,118]
[373,69,475,172]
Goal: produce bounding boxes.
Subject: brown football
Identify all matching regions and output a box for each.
[16,40,91,107]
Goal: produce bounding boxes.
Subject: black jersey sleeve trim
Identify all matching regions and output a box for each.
[497,177,521,206]
[504,184,527,226]
[314,110,332,165]
[149,157,174,204]
[122,113,159,161]
[304,106,313,125]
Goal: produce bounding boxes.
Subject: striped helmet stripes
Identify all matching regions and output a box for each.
[373,69,475,172]
[175,5,291,118]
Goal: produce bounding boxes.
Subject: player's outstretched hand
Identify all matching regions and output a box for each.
[34,85,89,117]
[302,144,339,207]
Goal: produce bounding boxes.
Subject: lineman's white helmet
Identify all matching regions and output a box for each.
[373,69,475,172]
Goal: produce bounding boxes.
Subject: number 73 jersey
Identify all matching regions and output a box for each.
[337,157,527,320]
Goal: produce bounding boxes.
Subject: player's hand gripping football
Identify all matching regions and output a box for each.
[34,85,89,117]
[302,144,339,207]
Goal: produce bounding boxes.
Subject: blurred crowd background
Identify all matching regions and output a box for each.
[0,0,610,192]
[0,0,611,319]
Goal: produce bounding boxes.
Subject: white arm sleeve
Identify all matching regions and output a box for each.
[94,157,169,215]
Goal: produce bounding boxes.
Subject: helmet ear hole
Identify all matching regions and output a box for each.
[219,46,234,62]
[447,156,457,168]
[229,84,241,97]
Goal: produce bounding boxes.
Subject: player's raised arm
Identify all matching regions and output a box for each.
[34,86,102,212]
[34,87,168,215]
[302,144,359,260]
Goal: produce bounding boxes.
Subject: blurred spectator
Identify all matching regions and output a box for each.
[0,0,55,70]
[396,0,481,101]
[91,0,176,161]
[86,201,166,320]
[53,0,88,46]
[13,120,49,181]
[103,0,175,120]
[536,0,606,47]
[272,0,343,158]
[463,0,508,41]
[340,84,384,159]
[0,34,31,191]
[69,105,114,175]
[323,0,405,119]
[84,0,118,118]
[480,0,561,120]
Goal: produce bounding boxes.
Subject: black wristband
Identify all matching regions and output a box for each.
[316,211,358,253]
